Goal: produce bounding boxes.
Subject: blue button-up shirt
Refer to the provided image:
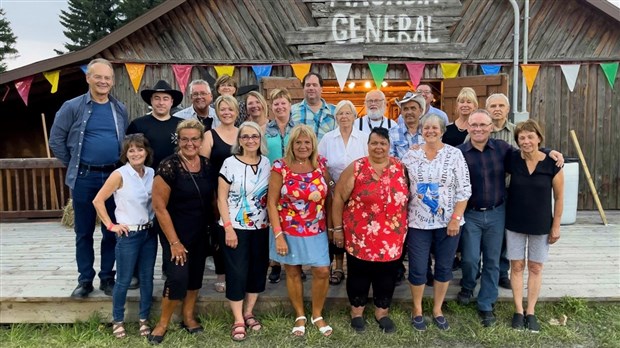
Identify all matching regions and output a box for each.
[457,138,512,210]
[389,124,425,159]
[290,99,336,142]
[49,92,129,189]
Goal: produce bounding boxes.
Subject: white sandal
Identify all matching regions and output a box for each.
[311,316,333,337]
[291,316,307,336]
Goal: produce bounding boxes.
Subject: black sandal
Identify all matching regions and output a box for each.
[329,269,345,285]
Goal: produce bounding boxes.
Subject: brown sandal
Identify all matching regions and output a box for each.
[139,319,151,337]
[329,269,345,285]
[243,314,262,331]
[112,321,126,339]
[231,322,247,341]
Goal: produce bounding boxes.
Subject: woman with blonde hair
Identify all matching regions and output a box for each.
[245,91,269,130]
[267,124,334,337]
[443,87,478,146]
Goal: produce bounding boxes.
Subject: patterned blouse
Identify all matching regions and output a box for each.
[402,145,471,229]
[272,156,328,237]
[343,157,409,262]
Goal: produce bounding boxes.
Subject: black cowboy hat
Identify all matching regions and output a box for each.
[140,80,184,108]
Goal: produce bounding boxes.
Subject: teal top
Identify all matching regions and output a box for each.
[265,117,295,164]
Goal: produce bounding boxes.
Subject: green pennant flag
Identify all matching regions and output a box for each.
[600,62,619,89]
[368,63,388,89]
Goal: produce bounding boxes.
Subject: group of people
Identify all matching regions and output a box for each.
[49,58,565,343]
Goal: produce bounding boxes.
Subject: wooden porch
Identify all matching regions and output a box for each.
[0,211,618,323]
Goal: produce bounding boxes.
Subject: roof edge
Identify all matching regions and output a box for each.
[583,0,620,22]
[0,0,186,84]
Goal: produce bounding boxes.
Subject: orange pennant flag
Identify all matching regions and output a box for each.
[43,70,61,93]
[521,64,540,93]
[125,63,146,93]
[214,65,235,77]
[291,63,312,81]
[440,63,461,79]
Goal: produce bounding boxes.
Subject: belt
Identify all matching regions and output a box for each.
[469,201,504,212]
[126,221,153,231]
[80,163,117,172]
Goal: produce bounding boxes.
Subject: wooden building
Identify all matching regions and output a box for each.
[0,0,619,214]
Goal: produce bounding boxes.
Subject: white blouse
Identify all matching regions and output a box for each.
[318,128,369,182]
[113,163,154,225]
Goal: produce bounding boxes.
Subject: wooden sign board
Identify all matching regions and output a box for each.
[285,0,465,60]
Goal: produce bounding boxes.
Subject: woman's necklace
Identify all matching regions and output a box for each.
[180,152,198,170]
[455,118,468,132]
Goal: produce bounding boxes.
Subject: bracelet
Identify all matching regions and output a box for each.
[223,221,232,228]
[170,240,180,246]
[273,226,282,233]
[451,214,462,221]
[333,229,343,233]
[332,225,343,230]
[274,232,283,239]
[106,223,115,230]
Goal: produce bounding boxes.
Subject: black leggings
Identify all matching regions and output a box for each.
[346,254,400,309]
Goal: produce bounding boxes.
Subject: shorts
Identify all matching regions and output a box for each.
[505,229,550,263]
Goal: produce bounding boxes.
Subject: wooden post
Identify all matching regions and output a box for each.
[41,113,59,210]
[569,130,608,225]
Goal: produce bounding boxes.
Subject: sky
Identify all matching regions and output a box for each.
[1,0,619,71]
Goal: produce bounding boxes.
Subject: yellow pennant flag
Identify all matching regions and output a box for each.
[521,64,540,93]
[440,63,461,79]
[43,70,61,93]
[125,63,146,93]
[291,63,312,81]
[214,65,235,77]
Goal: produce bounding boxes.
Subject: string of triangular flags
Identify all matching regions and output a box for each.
[10,61,619,106]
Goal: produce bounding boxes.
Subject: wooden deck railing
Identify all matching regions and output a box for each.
[0,158,69,219]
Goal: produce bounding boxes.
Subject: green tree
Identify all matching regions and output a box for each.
[56,0,119,53]
[118,0,164,24]
[0,8,18,72]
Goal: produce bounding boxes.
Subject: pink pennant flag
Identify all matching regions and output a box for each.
[172,65,193,95]
[405,63,425,89]
[15,75,34,106]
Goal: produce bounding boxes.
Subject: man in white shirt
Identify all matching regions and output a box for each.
[354,89,396,133]
[173,79,219,131]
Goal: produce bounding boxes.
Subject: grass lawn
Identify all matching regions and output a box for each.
[1,297,618,348]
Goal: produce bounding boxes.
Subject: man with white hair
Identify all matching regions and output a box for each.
[354,89,396,133]
[174,79,219,131]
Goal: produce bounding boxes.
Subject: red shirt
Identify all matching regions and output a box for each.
[343,157,409,262]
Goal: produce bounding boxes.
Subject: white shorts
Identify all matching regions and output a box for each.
[505,229,550,263]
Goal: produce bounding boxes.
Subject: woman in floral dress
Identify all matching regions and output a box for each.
[331,127,409,334]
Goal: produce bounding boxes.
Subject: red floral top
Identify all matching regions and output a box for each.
[272,157,328,237]
[343,157,409,262]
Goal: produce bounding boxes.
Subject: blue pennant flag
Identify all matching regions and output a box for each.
[481,64,501,75]
[80,65,88,74]
[252,65,272,81]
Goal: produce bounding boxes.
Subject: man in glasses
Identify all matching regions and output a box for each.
[174,79,219,131]
[50,58,129,298]
[354,89,396,134]
[397,84,449,127]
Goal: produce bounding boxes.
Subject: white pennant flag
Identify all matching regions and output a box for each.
[332,63,352,91]
[560,64,581,92]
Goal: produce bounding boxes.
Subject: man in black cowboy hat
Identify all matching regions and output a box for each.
[126,80,185,287]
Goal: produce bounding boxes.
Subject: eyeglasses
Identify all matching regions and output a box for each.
[191,92,211,98]
[366,99,385,105]
[468,123,492,129]
[416,90,432,95]
[179,137,202,144]
[240,134,261,141]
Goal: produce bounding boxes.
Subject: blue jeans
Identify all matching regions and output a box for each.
[461,204,505,311]
[112,229,158,322]
[72,168,116,283]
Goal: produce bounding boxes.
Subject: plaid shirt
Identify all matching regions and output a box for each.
[290,99,336,141]
[458,138,512,210]
[389,124,424,159]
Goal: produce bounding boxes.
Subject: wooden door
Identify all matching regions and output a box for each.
[442,74,509,122]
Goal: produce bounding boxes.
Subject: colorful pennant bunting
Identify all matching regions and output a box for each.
[43,70,61,93]
[481,64,501,75]
[252,65,272,81]
[405,63,425,89]
[368,63,388,89]
[440,63,461,78]
[560,64,580,92]
[172,65,193,95]
[15,75,34,106]
[521,64,540,93]
[291,63,311,82]
[80,65,88,74]
[214,65,235,78]
[600,62,619,89]
[331,63,352,91]
[125,63,146,93]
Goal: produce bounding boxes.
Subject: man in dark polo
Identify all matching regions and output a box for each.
[50,58,129,298]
